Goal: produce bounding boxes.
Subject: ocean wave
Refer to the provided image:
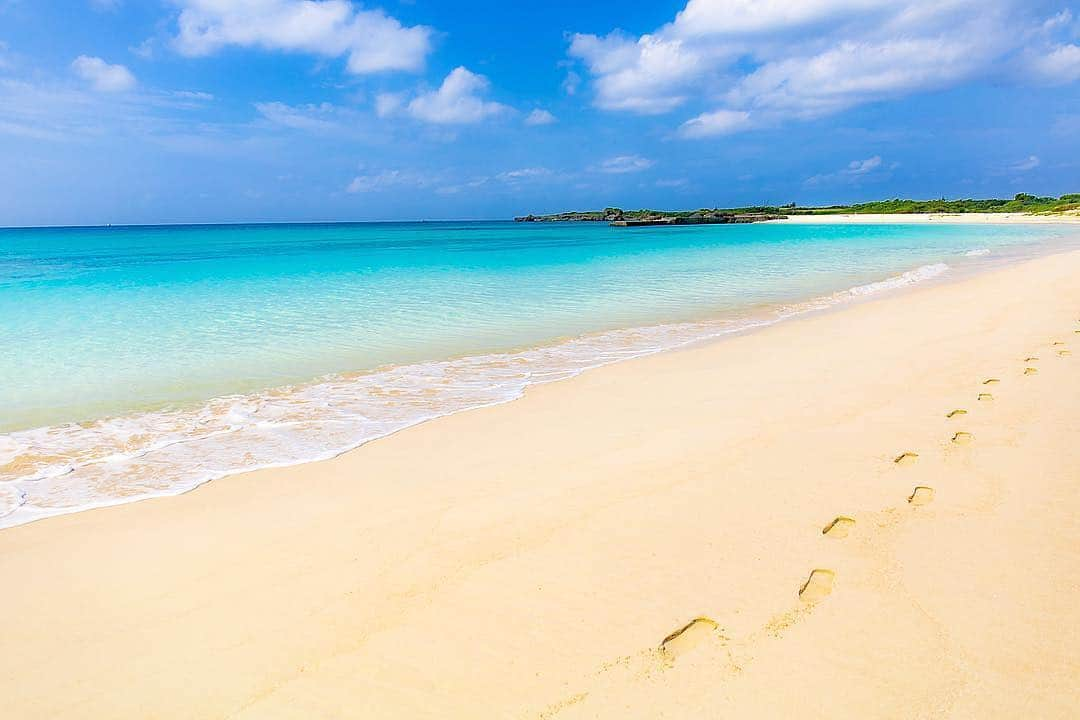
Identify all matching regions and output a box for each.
[0,261,951,528]
[965,248,991,257]
[836,262,949,298]
[779,263,950,315]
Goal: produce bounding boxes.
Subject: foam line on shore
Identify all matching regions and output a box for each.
[0,259,997,529]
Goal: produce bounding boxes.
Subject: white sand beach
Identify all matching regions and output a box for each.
[777,212,1080,224]
[1,241,1079,719]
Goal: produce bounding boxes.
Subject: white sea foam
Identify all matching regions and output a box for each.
[965,248,991,257]
[837,262,949,298]
[0,262,951,528]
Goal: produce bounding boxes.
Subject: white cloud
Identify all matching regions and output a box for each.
[172,90,214,101]
[568,31,705,114]
[1041,9,1073,32]
[1028,44,1080,84]
[130,38,155,59]
[496,167,552,182]
[346,169,431,193]
[172,0,432,74]
[374,91,405,118]
[844,156,882,175]
[435,176,489,195]
[724,35,999,119]
[255,101,336,130]
[562,70,581,95]
[805,155,887,185]
[1011,155,1040,171]
[567,1,1079,136]
[678,109,751,137]
[524,108,556,126]
[400,67,509,124]
[673,0,892,36]
[436,168,557,195]
[0,76,231,147]
[71,55,136,92]
[595,155,654,174]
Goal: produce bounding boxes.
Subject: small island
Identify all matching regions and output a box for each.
[514,207,786,225]
[515,193,1080,226]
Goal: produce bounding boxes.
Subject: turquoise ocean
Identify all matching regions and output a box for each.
[2,220,1077,527]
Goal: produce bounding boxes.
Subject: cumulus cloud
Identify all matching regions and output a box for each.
[172,0,432,74]
[594,155,654,174]
[388,67,509,124]
[567,0,1080,137]
[568,31,706,114]
[524,108,556,126]
[673,0,897,36]
[71,55,136,92]
[1027,44,1080,84]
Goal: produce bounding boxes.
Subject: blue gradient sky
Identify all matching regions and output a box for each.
[0,0,1078,225]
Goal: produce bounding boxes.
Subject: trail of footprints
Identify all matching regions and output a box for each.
[656,328,1075,660]
[541,328,1076,714]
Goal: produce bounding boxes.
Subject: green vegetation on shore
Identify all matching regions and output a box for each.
[516,193,1080,223]
[806,193,1080,215]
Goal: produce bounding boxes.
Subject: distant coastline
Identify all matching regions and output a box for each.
[516,208,786,226]
[515,192,1080,225]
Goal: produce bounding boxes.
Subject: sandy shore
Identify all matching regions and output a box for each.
[2,248,1080,718]
[776,211,1080,224]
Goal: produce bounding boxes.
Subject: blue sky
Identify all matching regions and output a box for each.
[0,0,1078,225]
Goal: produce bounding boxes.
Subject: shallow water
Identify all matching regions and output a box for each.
[1,220,1076,526]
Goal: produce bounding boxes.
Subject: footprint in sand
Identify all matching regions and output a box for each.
[1024,356,1039,363]
[822,516,856,538]
[798,569,835,602]
[1024,367,1038,376]
[952,431,974,445]
[908,486,935,505]
[983,378,1000,385]
[978,393,994,402]
[1060,350,1072,357]
[661,617,721,657]
[946,409,967,419]
[1052,341,1066,347]
[894,452,919,466]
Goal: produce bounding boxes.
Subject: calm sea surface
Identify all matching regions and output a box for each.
[1,220,1076,526]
